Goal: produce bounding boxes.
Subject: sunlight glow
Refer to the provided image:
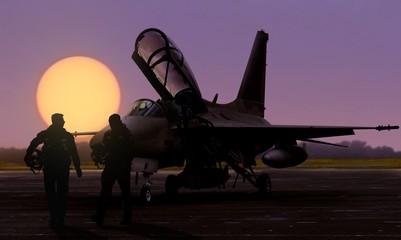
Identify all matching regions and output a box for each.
[36,56,121,132]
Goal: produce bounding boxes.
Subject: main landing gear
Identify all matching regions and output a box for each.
[162,145,273,198]
[138,172,153,204]
[229,163,272,195]
[137,152,272,203]
[141,166,271,203]
[255,173,272,195]
[225,150,272,195]
[164,169,272,198]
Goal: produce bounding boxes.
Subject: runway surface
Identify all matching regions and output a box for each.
[1,168,401,239]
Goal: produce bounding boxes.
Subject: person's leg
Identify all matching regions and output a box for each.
[43,167,57,226]
[93,167,116,226]
[117,169,132,224]
[56,167,70,226]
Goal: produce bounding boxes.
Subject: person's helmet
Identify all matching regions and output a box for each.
[108,113,123,130]
[25,149,44,174]
[90,143,108,168]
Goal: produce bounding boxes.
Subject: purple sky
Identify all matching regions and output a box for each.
[1,1,400,151]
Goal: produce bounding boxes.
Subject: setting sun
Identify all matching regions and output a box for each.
[36,56,121,132]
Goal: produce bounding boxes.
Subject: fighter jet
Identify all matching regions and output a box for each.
[89,28,398,202]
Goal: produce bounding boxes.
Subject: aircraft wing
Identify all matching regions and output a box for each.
[72,131,98,137]
[180,125,399,146]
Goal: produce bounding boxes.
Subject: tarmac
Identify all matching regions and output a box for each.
[1,168,401,239]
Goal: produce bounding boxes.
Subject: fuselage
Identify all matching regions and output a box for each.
[89,98,274,169]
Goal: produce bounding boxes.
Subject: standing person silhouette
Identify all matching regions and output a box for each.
[24,113,82,228]
[92,113,135,227]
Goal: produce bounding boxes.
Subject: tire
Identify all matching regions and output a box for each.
[256,173,272,195]
[165,174,179,196]
[141,186,152,204]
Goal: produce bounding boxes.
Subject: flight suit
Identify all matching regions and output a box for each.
[26,124,81,226]
[94,123,134,225]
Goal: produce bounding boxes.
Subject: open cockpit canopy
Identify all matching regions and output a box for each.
[132,28,207,114]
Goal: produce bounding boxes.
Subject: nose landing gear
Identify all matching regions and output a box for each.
[139,172,153,204]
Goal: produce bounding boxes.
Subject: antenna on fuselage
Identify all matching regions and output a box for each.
[212,93,218,103]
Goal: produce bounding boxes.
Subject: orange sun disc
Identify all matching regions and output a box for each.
[36,56,121,132]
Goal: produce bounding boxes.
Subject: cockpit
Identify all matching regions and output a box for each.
[126,99,164,117]
[132,28,207,115]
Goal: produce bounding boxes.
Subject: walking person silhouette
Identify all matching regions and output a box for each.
[25,113,82,228]
[91,113,135,227]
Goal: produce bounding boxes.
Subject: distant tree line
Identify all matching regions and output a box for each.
[1,140,401,163]
[0,142,93,163]
[303,140,401,159]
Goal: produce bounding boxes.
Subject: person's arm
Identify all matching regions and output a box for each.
[69,134,82,177]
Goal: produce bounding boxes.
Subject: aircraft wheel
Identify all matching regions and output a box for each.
[140,186,152,204]
[256,173,272,195]
[165,174,179,196]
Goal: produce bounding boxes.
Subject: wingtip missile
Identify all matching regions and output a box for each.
[376,125,399,131]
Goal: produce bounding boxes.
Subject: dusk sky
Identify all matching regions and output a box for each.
[1,1,400,151]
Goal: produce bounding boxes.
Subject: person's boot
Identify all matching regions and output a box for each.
[91,215,104,227]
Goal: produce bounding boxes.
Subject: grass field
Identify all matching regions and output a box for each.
[297,158,401,169]
[1,159,401,171]
[0,160,99,171]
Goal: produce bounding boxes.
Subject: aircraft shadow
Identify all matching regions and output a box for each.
[137,189,349,206]
[126,223,201,240]
[53,226,106,240]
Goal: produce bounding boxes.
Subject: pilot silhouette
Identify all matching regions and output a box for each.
[24,113,82,228]
[92,113,135,226]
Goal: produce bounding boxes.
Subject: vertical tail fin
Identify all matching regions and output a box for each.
[233,30,268,117]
